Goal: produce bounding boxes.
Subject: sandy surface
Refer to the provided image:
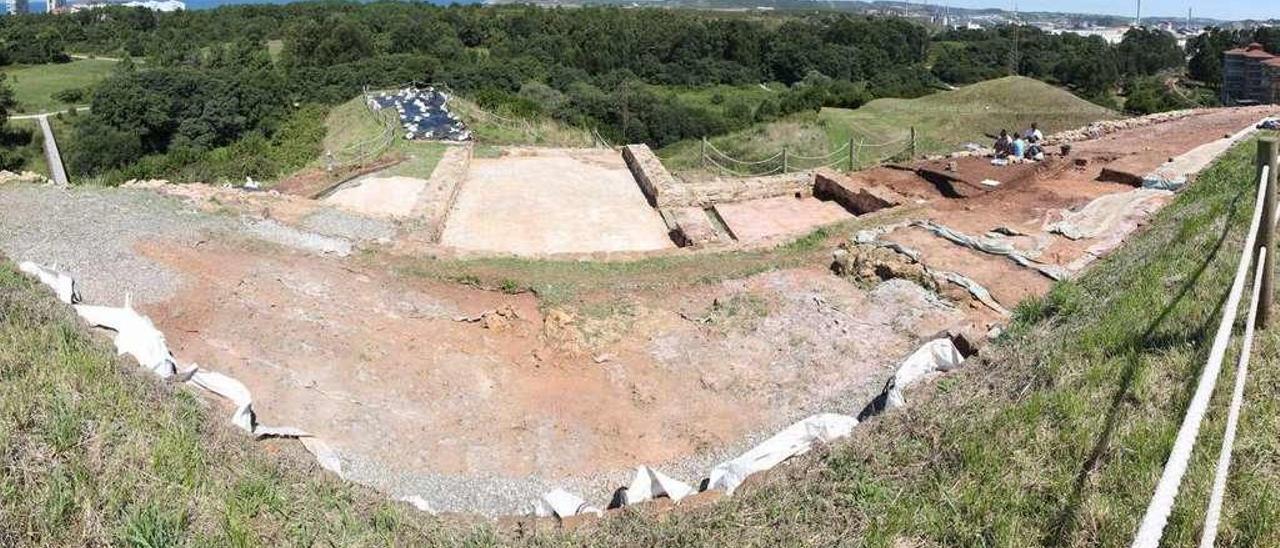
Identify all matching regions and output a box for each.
[325,175,428,218]
[440,148,675,255]
[715,196,854,243]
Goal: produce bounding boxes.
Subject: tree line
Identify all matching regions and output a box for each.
[0,3,1220,182]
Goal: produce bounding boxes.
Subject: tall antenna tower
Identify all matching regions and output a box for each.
[1009,0,1020,76]
[1134,0,1141,27]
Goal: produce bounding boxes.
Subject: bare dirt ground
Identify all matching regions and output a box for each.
[1,106,1273,518]
[133,238,959,513]
[439,148,675,255]
[849,106,1274,312]
[324,175,428,218]
[715,196,854,242]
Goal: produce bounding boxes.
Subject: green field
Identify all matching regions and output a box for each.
[3,59,117,114]
[659,76,1120,174]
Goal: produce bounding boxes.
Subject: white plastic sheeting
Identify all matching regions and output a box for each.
[533,488,604,519]
[625,466,695,505]
[881,338,965,409]
[708,413,859,495]
[1047,188,1174,273]
[18,261,79,304]
[19,261,344,481]
[73,299,187,379]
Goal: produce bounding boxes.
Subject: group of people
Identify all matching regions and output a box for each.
[992,123,1045,163]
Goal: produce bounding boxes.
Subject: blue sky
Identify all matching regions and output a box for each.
[939,1,1271,21]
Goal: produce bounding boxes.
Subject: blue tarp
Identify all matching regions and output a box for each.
[368,87,471,142]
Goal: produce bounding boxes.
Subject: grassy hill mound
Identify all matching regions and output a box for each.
[659,76,1119,173]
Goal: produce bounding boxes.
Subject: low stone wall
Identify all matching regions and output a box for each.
[813,168,905,214]
[622,144,686,207]
[674,172,814,208]
[664,207,725,247]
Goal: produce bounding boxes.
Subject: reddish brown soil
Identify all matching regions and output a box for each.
[844,107,1274,296]
[137,239,961,481]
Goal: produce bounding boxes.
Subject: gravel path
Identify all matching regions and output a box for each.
[0,184,232,304]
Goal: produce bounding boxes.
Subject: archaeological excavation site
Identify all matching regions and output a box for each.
[4,86,1276,524]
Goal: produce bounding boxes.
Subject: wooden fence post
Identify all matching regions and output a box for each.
[701,137,707,170]
[1259,137,1278,327]
[782,146,789,173]
[847,138,855,171]
[910,126,917,159]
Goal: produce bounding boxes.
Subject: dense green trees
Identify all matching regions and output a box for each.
[0,2,1220,181]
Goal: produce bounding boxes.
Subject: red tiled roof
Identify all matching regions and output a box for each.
[1227,43,1277,59]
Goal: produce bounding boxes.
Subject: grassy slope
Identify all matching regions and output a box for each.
[0,262,500,546]
[659,76,1119,172]
[556,136,1280,546]
[3,59,116,114]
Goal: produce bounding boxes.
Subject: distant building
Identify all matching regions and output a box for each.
[7,0,28,15]
[1222,43,1280,105]
[47,0,68,13]
[70,0,184,11]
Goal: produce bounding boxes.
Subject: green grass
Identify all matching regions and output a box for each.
[5,119,47,176]
[547,135,1280,545]
[448,96,595,148]
[388,213,907,309]
[659,76,1120,174]
[3,59,117,114]
[0,259,503,546]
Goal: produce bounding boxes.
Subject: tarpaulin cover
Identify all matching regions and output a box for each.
[369,87,471,142]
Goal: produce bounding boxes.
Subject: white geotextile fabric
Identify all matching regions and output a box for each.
[1047,188,1173,273]
[18,261,79,304]
[533,488,603,518]
[20,261,342,477]
[938,271,1010,317]
[708,413,859,495]
[883,338,965,409]
[73,300,185,379]
[915,220,1066,281]
[1047,188,1172,241]
[625,465,695,505]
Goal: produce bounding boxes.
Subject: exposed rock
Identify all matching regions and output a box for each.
[832,243,935,291]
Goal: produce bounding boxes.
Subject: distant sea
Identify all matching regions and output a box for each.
[25,0,480,12]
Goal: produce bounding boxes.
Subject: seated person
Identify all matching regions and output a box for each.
[1011,135,1027,159]
[1026,143,1045,161]
[993,129,1013,157]
[1023,123,1044,144]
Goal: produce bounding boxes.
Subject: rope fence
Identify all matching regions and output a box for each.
[698,127,918,177]
[1131,137,1279,548]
